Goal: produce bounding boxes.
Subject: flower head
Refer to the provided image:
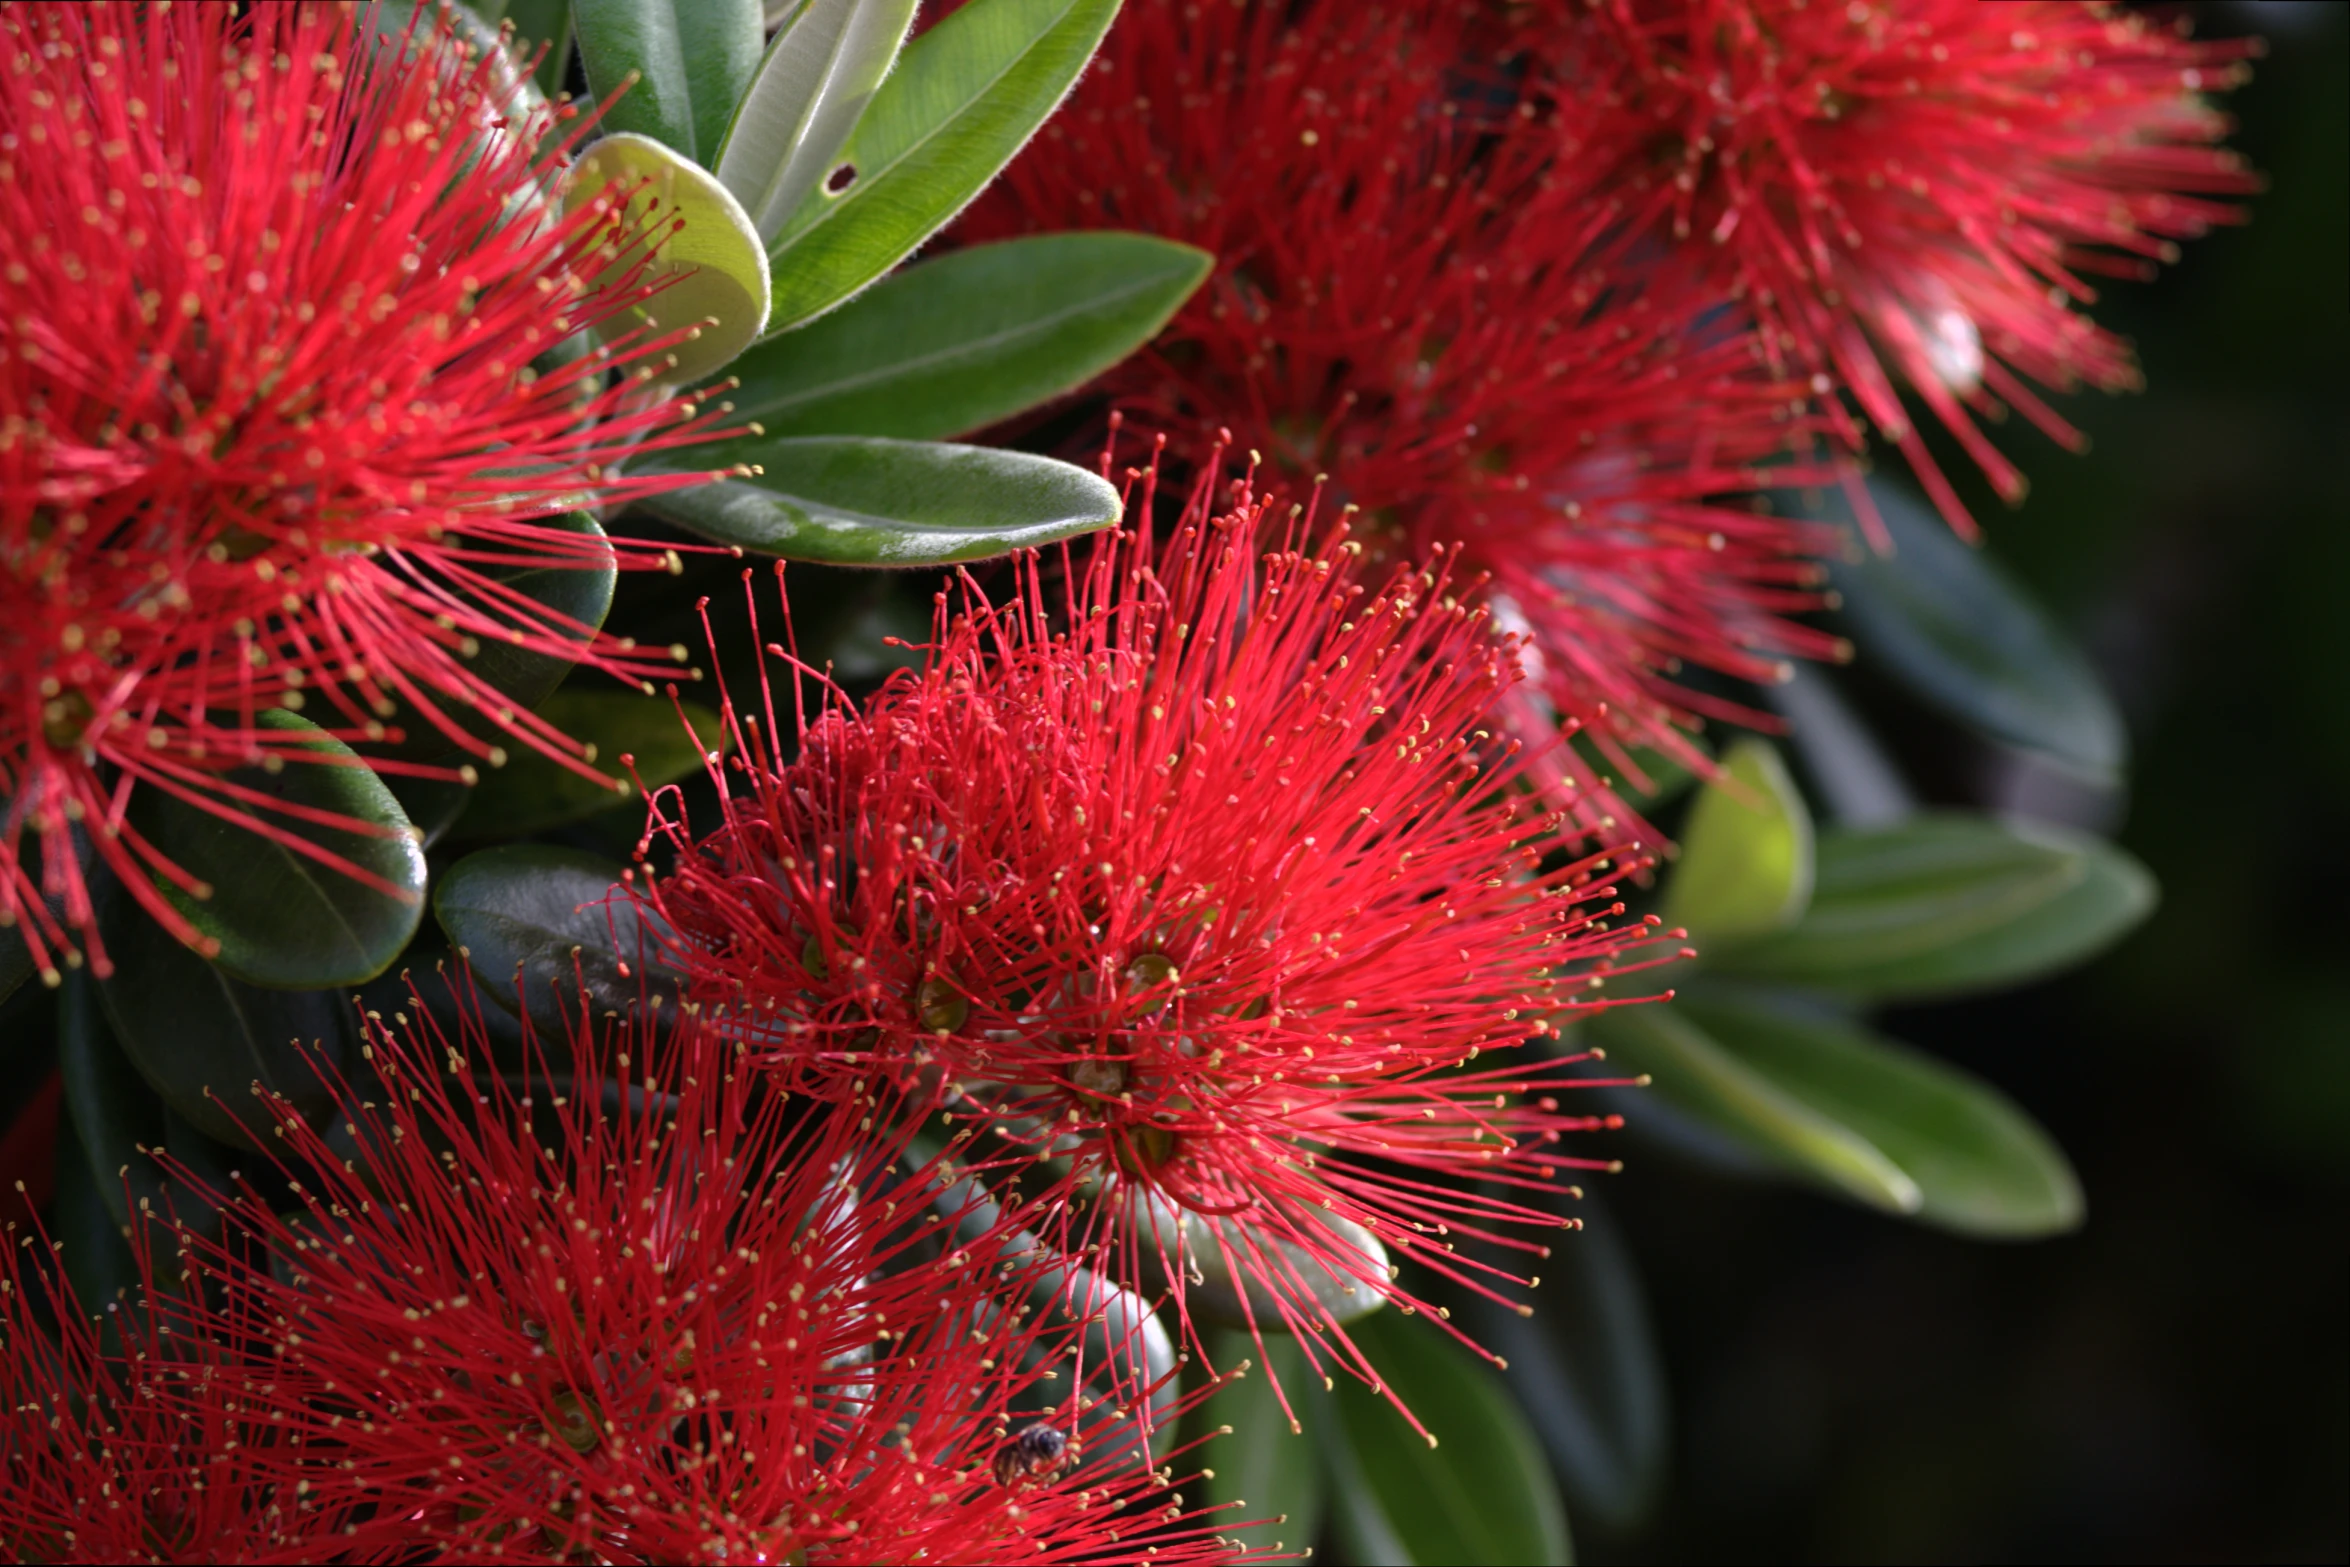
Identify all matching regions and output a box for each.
[1530,0,2259,532]
[638,455,1674,1425]
[4,976,1260,1565]
[0,2,737,975]
[957,0,1848,828]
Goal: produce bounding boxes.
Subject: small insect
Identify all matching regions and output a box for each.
[992,1419,1071,1486]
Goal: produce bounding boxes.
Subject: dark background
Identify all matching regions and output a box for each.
[1589,3,2349,1560]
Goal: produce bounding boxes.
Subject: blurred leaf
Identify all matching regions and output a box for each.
[456,691,725,839]
[1568,730,1709,811]
[1675,995,2084,1237]
[58,973,165,1233]
[432,845,677,1030]
[762,0,1123,331]
[727,233,1210,438]
[131,710,426,990]
[562,132,771,383]
[1585,1002,1923,1216]
[52,1115,138,1324]
[1662,738,1814,943]
[1832,482,2127,782]
[1707,814,2157,1002]
[475,0,576,96]
[1194,1331,1326,1557]
[93,891,357,1154]
[635,436,1120,563]
[716,0,920,246]
[1453,1192,1669,1531]
[574,0,762,162]
[1325,1308,1574,1566]
[0,923,29,1005]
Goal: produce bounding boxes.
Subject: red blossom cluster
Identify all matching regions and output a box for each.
[957,0,2252,799]
[637,450,1676,1431]
[0,2,732,977]
[0,986,1265,1565]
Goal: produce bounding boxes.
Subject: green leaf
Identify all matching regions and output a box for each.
[634,436,1120,564]
[716,0,920,247]
[1706,815,2157,1001]
[762,0,1122,332]
[455,690,725,839]
[1194,1331,1327,1556]
[574,0,763,163]
[1584,1002,1923,1216]
[92,887,358,1153]
[52,1116,139,1324]
[1451,1193,1669,1531]
[475,0,575,96]
[1326,1308,1574,1566]
[1662,738,1814,943]
[381,771,474,851]
[1832,483,2127,782]
[130,710,426,990]
[0,923,29,1005]
[726,232,1209,438]
[58,972,165,1234]
[432,845,678,1030]
[1673,995,2084,1237]
[562,132,772,384]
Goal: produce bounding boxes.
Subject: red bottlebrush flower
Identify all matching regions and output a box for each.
[49,977,1257,1566]
[0,2,736,977]
[955,0,1848,828]
[0,1214,367,1563]
[637,456,1676,1427]
[1530,0,2259,534]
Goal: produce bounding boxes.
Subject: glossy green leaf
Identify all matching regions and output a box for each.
[130,710,425,990]
[1674,995,2084,1237]
[574,0,763,162]
[432,845,677,1030]
[762,0,1122,332]
[93,888,357,1153]
[1452,1193,1669,1531]
[563,133,771,384]
[716,0,920,246]
[1707,815,2157,1001]
[58,973,164,1233]
[1326,1308,1574,1566]
[727,232,1209,438]
[1194,1331,1327,1557]
[1584,1002,1923,1216]
[1832,483,2127,782]
[1662,738,1814,943]
[455,690,725,839]
[381,771,474,851]
[635,435,1120,564]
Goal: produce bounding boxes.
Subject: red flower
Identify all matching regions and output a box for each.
[956,0,1848,831]
[2,978,1262,1565]
[1529,0,2259,534]
[0,2,737,977]
[637,454,1676,1430]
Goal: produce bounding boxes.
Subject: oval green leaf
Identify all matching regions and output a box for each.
[574,0,763,162]
[725,232,1210,438]
[762,0,1123,332]
[1662,738,1814,943]
[1452,1192,1669,1532]
[1833,483,2127,781]
[1707,814,2157,1001]
[432,845,678,1030]
[716,0,920,246]
[454,690,725,839]
[130,710,426,990]
[1585,1002,1923,1216]
[58,972,166,1233]
[635,435,1120,564]
[92,887,358,1153]
[1673,995,2084,1237]
[1327,1307,1574,1566]
[1193,1330,1327,1556]
[563,132,772,384]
